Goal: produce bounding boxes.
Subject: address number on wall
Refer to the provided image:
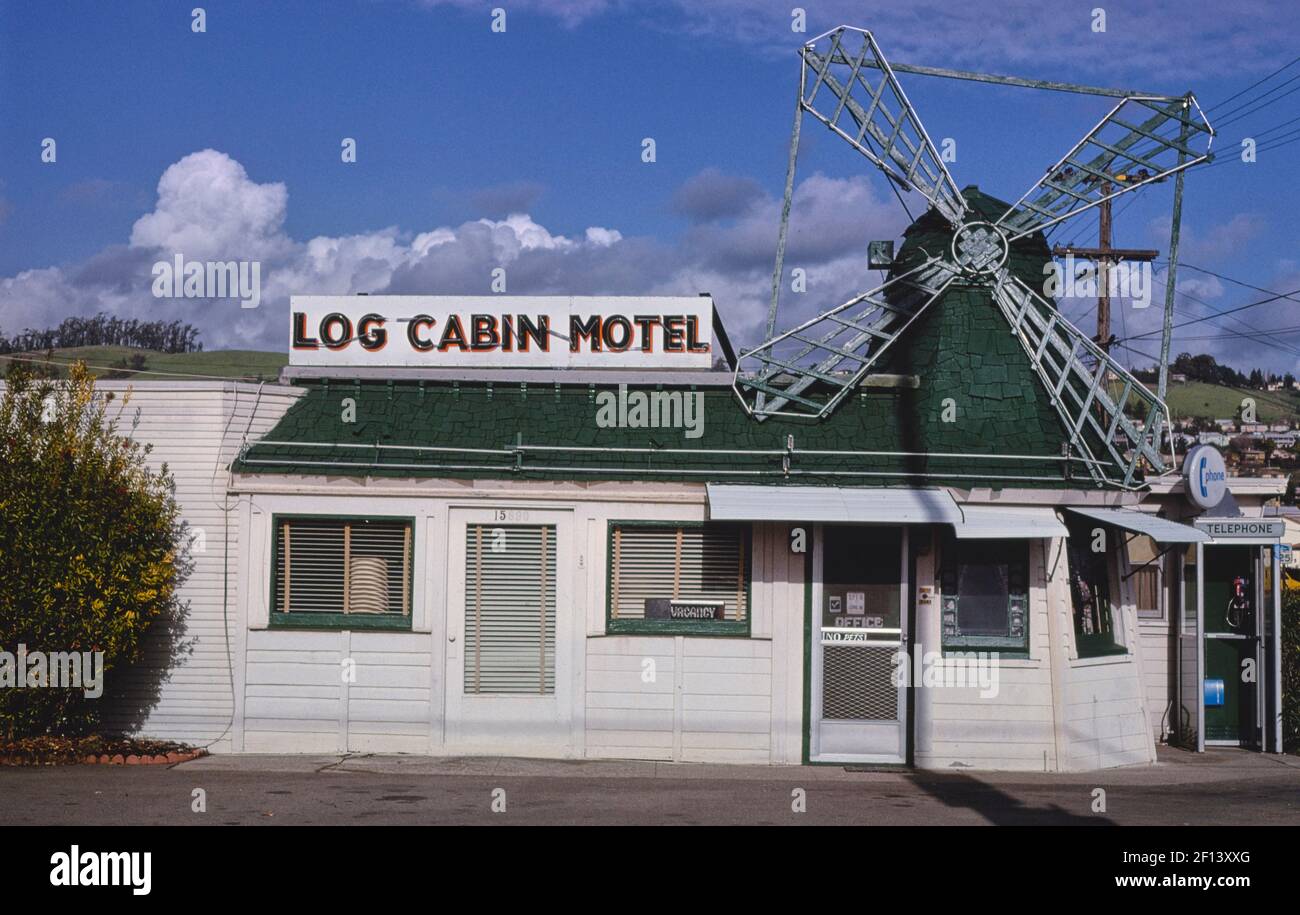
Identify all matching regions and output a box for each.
[491,509,531,522]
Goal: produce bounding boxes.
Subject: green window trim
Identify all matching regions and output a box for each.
[1074,633,1130,658]
[267,612,414,631]
[938,536,1031,655]
[268,513,416,632]
[605,520,752,637]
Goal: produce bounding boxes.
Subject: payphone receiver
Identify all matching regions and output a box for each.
[1225,575,1251,631]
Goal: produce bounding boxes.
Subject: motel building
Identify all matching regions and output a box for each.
[91,288,1289,771]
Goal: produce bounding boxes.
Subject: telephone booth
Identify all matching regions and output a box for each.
[1173,447,1287,753]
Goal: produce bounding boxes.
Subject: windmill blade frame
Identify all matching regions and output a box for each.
[995,94,1214,242]
[799,26,968,228]
[990,271,1172,487]
[735,257,958,420]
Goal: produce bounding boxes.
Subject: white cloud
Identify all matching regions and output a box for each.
[0,150,906,355]
[1148,212,1266,265]
[129,150,292,262]
[585,227,623,247]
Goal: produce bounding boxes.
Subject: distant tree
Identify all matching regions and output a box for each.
[0,314,202,356]
[1172,352,1254,388]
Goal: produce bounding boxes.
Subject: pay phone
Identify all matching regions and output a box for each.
[1225,575,1252,632]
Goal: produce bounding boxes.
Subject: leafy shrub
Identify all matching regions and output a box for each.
[0,362,181,737]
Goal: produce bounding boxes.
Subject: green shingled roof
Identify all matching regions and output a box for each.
[236,189,1141,490]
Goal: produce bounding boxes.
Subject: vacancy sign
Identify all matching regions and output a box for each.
[289,296,715,369]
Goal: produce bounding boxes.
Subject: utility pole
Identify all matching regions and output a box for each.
[1051,178,1161,447]
[1051,181,1159,355]
[1097,185,1112,353]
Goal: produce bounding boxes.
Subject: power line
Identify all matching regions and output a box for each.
[1214,75,1300,130]
[1130,279,1300,359]
[1205,54,1300,113]
[1113,341,1300,414]
[1174,327,1300,341]
[1250,113,1300,139]
[1193,132,1300,171]
[1173,262,1300,305]
[1121,284,1300,340]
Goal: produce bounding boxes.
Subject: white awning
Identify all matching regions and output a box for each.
[950,505,1071,539]
[705,484,963,525]
[1063,506,1210,543]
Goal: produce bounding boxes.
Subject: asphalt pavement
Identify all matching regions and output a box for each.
[1,745,1296,825]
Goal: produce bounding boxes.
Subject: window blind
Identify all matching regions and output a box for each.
[464,524,557,695]
[610,524,749,622]
[275,518,411,616]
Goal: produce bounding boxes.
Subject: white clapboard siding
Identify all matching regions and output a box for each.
[346,632,435,753]
[585,635,772,763]
[1052,540,1157,770]
[1136,559,1178,742]
[243,629,435,753]
[914,539,1061,771]
[1138,620,1177,740]
[69,381,306,748]
[750,522,804,764]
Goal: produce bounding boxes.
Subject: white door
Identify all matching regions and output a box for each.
[810,524,908,764]
[445,508,575,755]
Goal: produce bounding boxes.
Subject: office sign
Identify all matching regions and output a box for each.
[289,295,714,369]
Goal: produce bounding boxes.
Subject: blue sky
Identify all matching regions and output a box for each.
[1,0,1298,373]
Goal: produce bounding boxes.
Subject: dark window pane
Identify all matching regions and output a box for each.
[956,560,1011,635]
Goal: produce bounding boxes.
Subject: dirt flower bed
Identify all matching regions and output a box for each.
[0,736,206,766]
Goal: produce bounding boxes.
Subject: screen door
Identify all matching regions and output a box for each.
[810,525,908,763]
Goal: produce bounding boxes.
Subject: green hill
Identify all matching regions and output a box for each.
[1164,380,1300,424]
[1,346,287,381]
